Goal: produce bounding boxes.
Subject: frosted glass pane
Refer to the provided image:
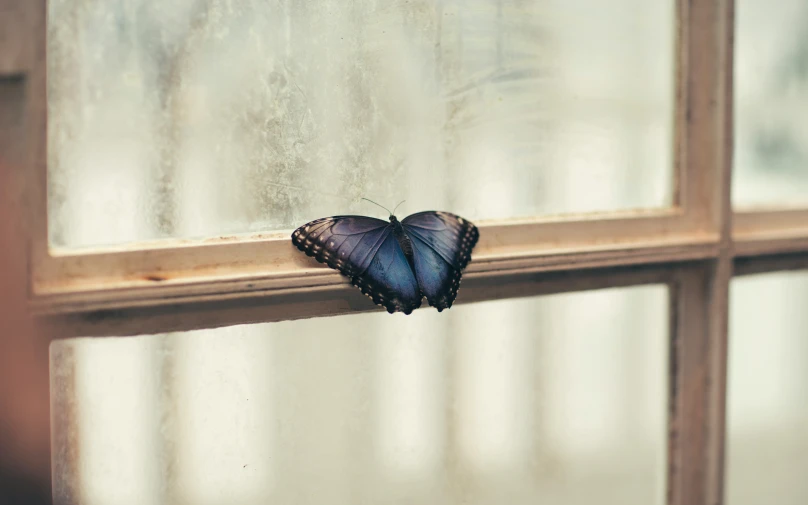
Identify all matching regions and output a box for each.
[48,0,674,249]
[51,285,668,505]
[733,0,808,207]
[727,272,808,505]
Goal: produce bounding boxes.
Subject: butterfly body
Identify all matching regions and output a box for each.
[389,216,416,270]
[291,211,479,314]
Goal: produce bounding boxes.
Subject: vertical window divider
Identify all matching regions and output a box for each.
[669,0,734,503]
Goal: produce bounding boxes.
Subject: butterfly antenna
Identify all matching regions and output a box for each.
[361,197,393,216]
[391,200,406,216]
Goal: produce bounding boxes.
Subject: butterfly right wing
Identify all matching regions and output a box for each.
[401,211,479,311]
[291,216,422,314]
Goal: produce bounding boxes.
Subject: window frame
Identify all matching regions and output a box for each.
[3,0,808,503]
[26,0,727,328]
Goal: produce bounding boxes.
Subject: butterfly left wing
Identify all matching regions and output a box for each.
[292,216,422,314]
[401,211,479,311]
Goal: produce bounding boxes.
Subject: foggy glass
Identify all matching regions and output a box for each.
[47,0,675,249]
[51,285,668,505]
[726,272,808,505]
[733,0,808,207]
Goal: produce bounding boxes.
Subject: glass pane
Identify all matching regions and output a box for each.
[733,0,808,208]
[48,0,674,249]
[51,285,668,505]
[727,272,808,505]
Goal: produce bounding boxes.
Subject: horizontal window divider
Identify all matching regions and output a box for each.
[33,210,713,301]
[36,209,696,287]
[32,233,720,325]
[41,263,683,339]
[733,208,808,257]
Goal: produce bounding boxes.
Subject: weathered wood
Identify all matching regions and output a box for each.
[667,1,734,504]
[41,263,676,338]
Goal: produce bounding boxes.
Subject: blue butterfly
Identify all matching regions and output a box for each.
[291,201,479,314]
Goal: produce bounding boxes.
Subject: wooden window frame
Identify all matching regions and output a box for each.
[3,0,808,503]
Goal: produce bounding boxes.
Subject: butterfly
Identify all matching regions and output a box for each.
[291,200,479,314]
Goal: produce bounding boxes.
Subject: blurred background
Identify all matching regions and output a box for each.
[1,0,807,504]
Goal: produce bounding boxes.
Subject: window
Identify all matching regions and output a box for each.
[2,0,808,504]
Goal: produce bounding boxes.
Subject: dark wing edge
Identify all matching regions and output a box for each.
[291,216,422,314]
[291,216,388,275]
[401,211,480,311]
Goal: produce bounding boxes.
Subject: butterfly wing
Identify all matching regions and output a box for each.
[401,211,479,311]
[292,216,422,314]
